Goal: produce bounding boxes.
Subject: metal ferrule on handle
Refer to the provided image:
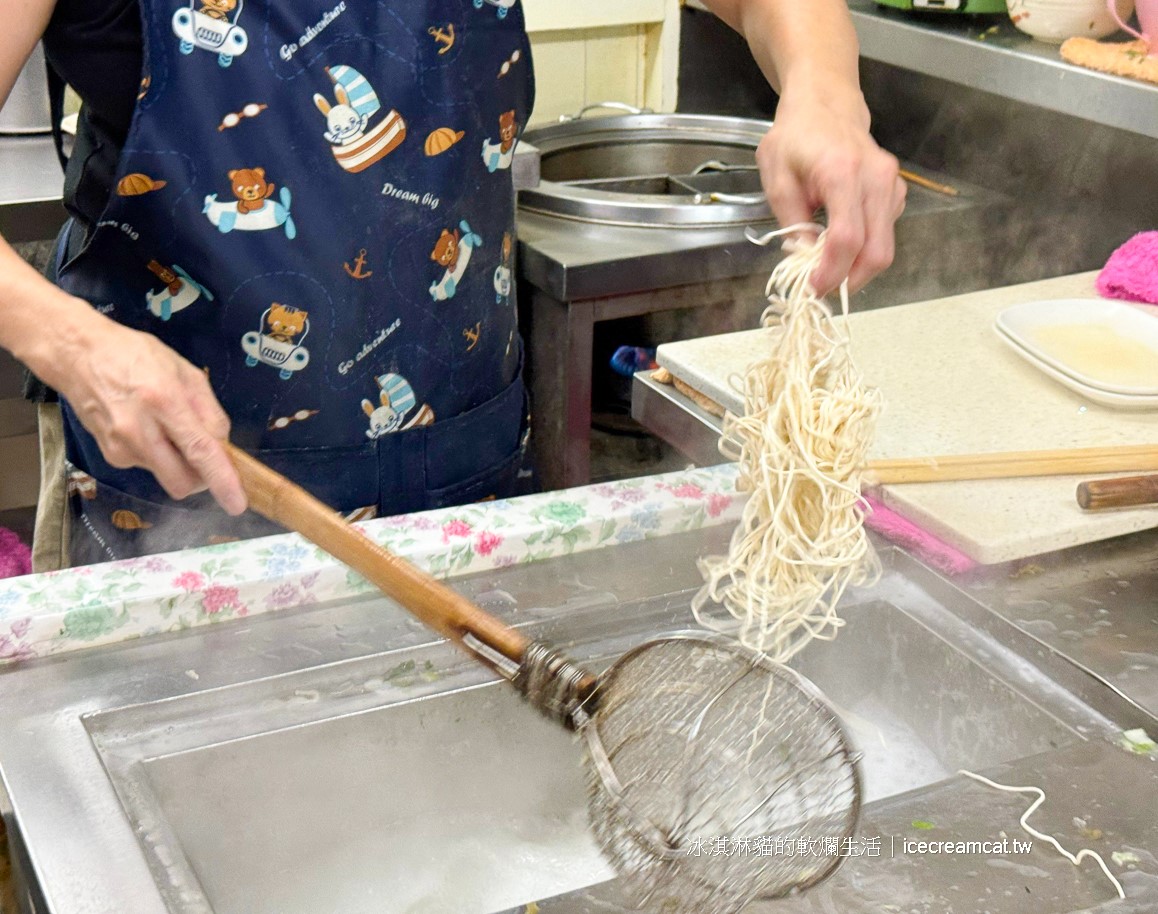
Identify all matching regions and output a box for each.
[513,641,600,730]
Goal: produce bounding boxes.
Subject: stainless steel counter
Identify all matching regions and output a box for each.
[2,521,1157,914]
[633,368,1158,719]
[961,524,1158,717]
[682,0,1158,140]
[847,0,1158,141]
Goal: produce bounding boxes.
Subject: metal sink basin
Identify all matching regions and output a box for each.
[112,680,610,914]
[81,566,1116,914]
[4,530,1155,914]
[519,114,772,227]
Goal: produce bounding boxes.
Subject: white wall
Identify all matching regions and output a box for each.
[522,0,681,125]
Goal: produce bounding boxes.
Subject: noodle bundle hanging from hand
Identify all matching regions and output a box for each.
[693,225,882,662]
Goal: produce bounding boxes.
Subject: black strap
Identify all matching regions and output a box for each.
[45,58,68,171]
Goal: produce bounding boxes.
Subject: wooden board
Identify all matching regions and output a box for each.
[656,272,1158,564]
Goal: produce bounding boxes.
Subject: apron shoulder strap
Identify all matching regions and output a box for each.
[45,58,69,171]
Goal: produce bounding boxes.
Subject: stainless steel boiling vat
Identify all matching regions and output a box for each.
[520,113,772,228]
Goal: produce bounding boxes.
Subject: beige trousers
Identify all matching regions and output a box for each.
[2,405,67,904]
[31,402,70,574]
[10,404,69,901]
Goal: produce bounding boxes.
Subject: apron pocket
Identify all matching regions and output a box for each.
[422,373,526,491]
[67,467,281,566]
[255,441,380,513]
[423,445,524,510]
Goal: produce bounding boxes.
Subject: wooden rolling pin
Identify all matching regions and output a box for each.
[1076,474,1158,511]
[226,443,596,694]
[865,444,1158,485]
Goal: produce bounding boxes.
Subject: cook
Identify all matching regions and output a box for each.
[0,0,906,570]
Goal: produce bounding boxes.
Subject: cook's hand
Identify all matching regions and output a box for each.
[756,82,906,295]
[53,310,247,515]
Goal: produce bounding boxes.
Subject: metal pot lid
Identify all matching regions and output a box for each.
[519,112,773,229]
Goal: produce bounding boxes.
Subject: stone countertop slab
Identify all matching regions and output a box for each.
[656,272,1158,564]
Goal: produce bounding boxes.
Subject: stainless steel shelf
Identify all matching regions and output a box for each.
[632,370,724,467]
[848,0,1158,140]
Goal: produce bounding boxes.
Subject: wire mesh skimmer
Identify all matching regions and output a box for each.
[229,445,862,914]
[578,634,860,912]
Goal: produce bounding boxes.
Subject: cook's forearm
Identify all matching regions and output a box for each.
[0,237,98,392]
[1,233,245,513]
[699,0,867,117]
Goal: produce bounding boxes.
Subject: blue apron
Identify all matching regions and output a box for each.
[55,0,534,564]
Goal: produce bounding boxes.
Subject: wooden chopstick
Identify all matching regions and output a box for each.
[865,445,1158,485]
[899,168,959,197]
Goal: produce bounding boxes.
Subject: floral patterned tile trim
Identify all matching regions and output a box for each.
[0,465,742,666]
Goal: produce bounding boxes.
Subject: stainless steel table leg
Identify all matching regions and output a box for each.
[561,306,595,489]
[526,291,594,491]
[525,273,770,491]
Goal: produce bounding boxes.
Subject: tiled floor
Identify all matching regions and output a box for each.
[589,426,689,484]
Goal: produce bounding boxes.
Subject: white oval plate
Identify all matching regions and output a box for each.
[995,298,1158,396]
[995,326,1158,411]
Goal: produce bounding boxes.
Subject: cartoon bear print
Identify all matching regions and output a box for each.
[264,302,308,344]
[199,0,236,20]
[431,228,460,273]
[499,110,517,153]
[241,302,310,379]
[481,110,518,173]
[429,220,482,301]
[144,260,215,321]
[204,167,295,237]
[230,167,274,214]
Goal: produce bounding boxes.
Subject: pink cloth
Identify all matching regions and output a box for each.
[1097,232,1158,305]
[0,527,31,579]
[863,495,976,576]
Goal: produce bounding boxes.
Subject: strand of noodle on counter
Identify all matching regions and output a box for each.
[693,223,882,662]
[957,769,1126,900]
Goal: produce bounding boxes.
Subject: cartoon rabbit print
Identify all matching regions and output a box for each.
[363,390,400,438]
[314,84,366,146]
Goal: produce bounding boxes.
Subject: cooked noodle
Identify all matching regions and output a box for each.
[693,224,882,661]
[957,769,1125,899]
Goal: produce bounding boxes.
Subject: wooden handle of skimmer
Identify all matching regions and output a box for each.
[226,443,531,674]
[866,445,1158,485]
[1077,474,1158,511]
